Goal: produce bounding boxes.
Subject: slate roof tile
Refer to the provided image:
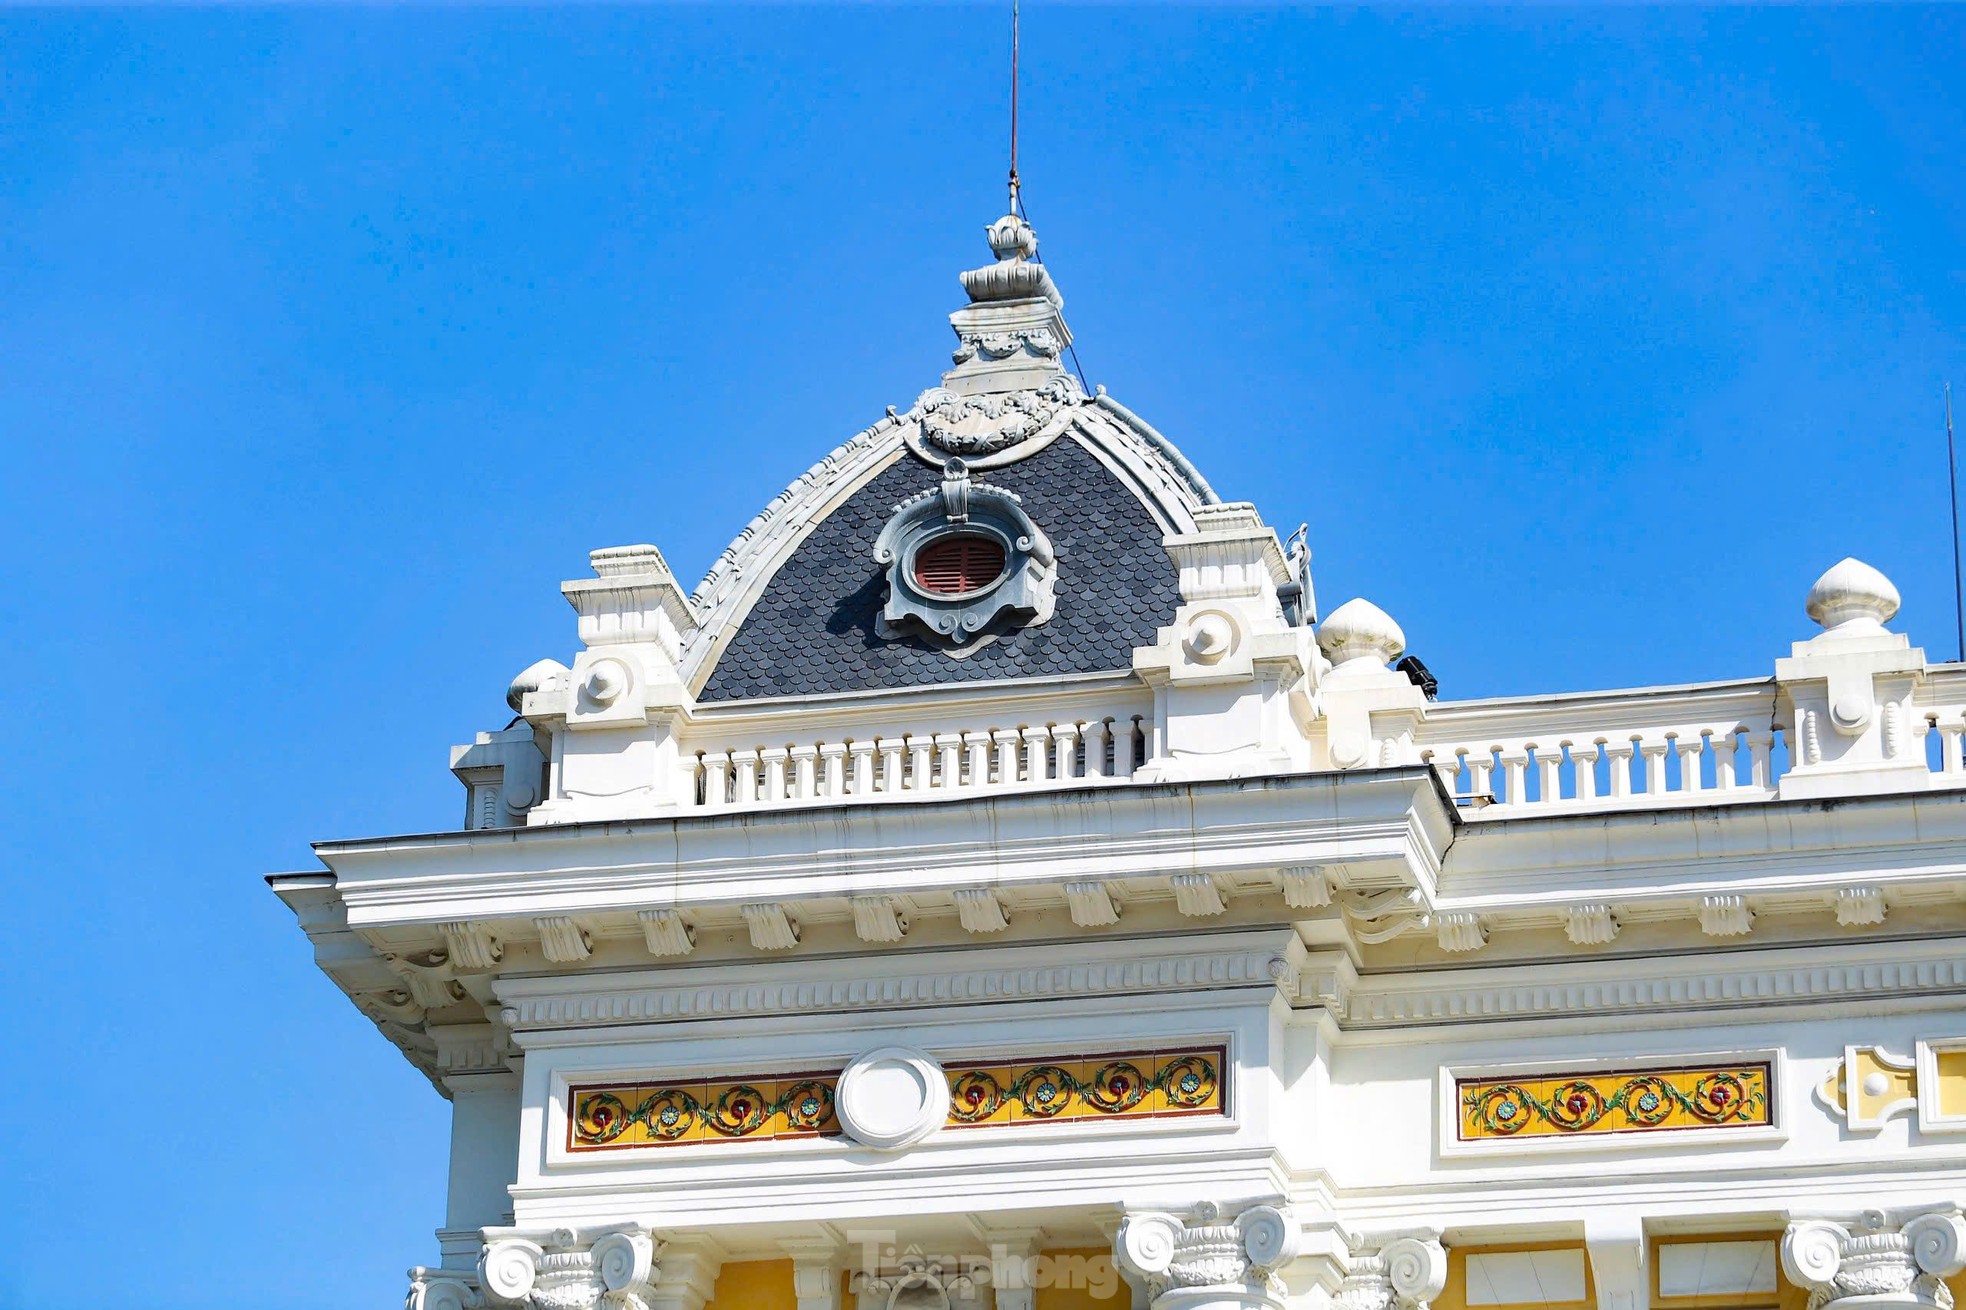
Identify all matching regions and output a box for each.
[697,436,1180,701]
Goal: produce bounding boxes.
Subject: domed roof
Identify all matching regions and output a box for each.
[678,215,1221,703]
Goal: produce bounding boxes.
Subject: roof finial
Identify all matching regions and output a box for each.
[1008,0,1021,214]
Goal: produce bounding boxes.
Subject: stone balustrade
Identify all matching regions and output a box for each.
[680,712,1150,811]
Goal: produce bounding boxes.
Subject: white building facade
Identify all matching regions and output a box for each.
[275,213,1966,1310]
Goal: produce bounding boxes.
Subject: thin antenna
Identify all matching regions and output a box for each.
[1008,0,1021,213]
[1949,382,1963,663]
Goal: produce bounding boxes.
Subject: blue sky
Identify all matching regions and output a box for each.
[0,7,1960,1308]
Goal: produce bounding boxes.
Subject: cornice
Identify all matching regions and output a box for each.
[1327,934,1966,1029]
[1440,785,1966,901]
[316,769,1451,929]
[493,926,1304,1034]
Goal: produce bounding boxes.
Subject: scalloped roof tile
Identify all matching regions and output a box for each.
[696,436,1179,701]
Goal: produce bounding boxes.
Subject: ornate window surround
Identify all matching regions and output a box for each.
[872,457,1056,650]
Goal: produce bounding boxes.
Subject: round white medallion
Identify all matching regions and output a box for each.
[835,1046,946,1151]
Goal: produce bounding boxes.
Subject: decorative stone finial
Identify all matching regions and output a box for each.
[1806,557,1900,633]
[1318,599,1406,670]
[959,214,1061,308]
[987,213,1039,262]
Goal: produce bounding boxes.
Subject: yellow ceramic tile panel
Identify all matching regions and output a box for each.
[1433,1243,1595,1310]
[703,1259,796,1310]
[1933,1049,1966,1118]
[944,1047,1224,1131]
[568,1072,839,1152]
[1458,1064,1770,1140]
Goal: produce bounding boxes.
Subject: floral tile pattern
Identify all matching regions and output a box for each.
[1457,1063,1771,1140]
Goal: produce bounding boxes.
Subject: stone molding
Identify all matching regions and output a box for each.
[1782,1206,1966,1310]
[1332,935,1966,1028]
[494,931,1301,1033]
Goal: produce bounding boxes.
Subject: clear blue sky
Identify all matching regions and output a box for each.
[1,6,1960,1308]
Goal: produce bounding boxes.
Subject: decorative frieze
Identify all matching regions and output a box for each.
[570,1070,840,1150]
[566,1045,1225,1153]
[1456,1062,1771,1141]
[946,1047,1225,1129]
[1781,1207,1966,1310]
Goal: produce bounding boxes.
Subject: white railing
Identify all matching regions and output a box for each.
[684,713,1150,810]
[1401,673,1966,816]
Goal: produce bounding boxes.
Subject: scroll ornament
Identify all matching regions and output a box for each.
[1115,1202,1302,1309]
[479,1230,660,1310]
[1782,1208,1966,1310]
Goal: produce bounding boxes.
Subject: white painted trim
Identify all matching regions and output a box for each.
[1916,1037,1966,1135]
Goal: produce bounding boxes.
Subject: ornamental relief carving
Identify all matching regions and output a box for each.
[903,374,1084,469]
[1782,1208,1966,1310]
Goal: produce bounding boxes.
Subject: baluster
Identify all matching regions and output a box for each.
[1022,726,1051,784]
[1428,747,1463,797]
[1571,741,1600,801]
[731,748,760,804]
[1605,740,1635,798]
[820,742,846,798]
[1117,718,1143,777]
[1674,733,1705,794]
[935,733,962,790]
[762,746,790,803]
[1714,729,1739,790]
[1532,744,1560,804]
[963,731,990,788]
[1498,747,1529,806]
[907,736,933,791]
[702,750,731,807]
[1746,730,1773,789]
[1084,718,1111,778]
[1054,722,1082,781]
[1942,718,1966,775]
[849,740,876,796]
[1468,749,1493,800]
[879,737,905,794]
[1640,739,1669,795]
[789,744,817,800]
[992,729,1020,786]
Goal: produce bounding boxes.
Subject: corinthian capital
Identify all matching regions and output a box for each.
[1782,1206,1966,1310]
[1335,1236,1449,1310]
[1114,1201,1301,1310]
[477,1227,662,1310]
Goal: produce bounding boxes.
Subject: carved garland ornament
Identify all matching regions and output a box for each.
[906,374,1084,465]
[567,1046,1224,1152]
[1457,1063,1770,1140]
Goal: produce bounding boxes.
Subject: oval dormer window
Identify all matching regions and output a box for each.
[913,534,1006,597]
